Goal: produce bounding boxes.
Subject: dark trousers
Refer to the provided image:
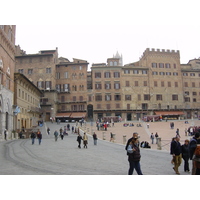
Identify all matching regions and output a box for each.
[128,160,143,175]
[78,141,81,148]
[183,157,190,171]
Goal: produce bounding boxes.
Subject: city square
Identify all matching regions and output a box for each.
[0,119,197,175]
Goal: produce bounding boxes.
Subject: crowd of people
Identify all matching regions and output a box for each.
[170,132,200,175]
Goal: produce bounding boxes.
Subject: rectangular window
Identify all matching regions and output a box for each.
[104,72,111,78]
[46,68,51,73]
[154,81,157,87]
[166,72,171,75]
[61,96,65,103]
[175,82,178,87]
[114,94,121,101]
[64,72,68,78]
[56,72,60,79]
[152,63,157,68]
[184,82,188,87]
[56,84,61,92]
[144,94,150,101]
[135,81,138,86]
[106,104,111,109]
[105,83,111,89]
[114,72,120,78]
[161,81,164,87]
[159,63,164,68]
[105,94,111,101]
[172,95,178,101]
[114,82,120,89]
[126,81,130,87]
[95,72,101,78]
[192,82,195,87]
[95,94,102,101]
[165,63,171,68]
[152,71,158,75]
[168,82,171,87]
[63,84,69,92]
[144,81,147,86]
[95,83,102,89]
[156,94,162,101]
[142,70,147,74]
[124,70,130,74]
[125,95,131,101]
[133,70,139,74]
[138,94,141,101]
[45,81,51,89]
[28,69,33,74]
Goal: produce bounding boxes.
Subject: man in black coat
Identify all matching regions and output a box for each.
[189,132,200,175]
[171,136,182,174]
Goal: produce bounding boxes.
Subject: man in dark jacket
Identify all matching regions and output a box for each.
[189,132,200,175]
[171,136,182,174]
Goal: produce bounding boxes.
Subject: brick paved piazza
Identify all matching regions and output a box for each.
[0,120,197,175]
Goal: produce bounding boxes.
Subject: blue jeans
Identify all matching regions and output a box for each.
[128,161,143,175]
[31,138,35,144]
[38,138,42,145]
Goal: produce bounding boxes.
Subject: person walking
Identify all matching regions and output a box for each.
[171,136,182,174]
[127,137,143,175]
[176,128,180,138]
[77,133,83,149]
[181,139,190,172]
[60,127,64,140]
[37,129,42,145]
[4,129,7,141]
[83,132,88,148]
[155,132,159,144]
[110,132,114,142]
[54,130,59,141]
[47,127,50,135]
[150,133,154,144]
[93,132,98,145]
[30,131,36,145]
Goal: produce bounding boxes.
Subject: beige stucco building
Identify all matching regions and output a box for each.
[14,73,42,131]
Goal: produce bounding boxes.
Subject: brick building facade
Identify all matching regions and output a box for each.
[0,25,16,139]
[14,45,200,123]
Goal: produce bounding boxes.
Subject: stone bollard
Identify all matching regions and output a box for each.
[102,132,106,140]
[157,137,162,150]
[123,135,126,144]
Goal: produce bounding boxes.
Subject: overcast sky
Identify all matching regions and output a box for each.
[3,0,200,68]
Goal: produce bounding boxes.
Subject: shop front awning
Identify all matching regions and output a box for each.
[70,112,87,118]
[55,113,72,118]
[155,111,185,116]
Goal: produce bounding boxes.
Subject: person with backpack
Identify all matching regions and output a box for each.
[30,131,36,145]
[54,130,59,141]
[189,132,200,175]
